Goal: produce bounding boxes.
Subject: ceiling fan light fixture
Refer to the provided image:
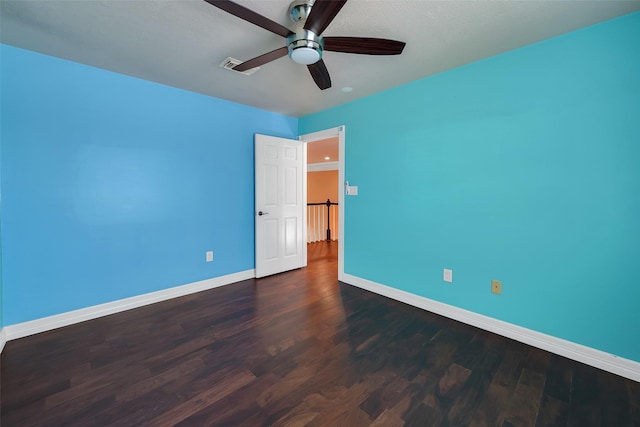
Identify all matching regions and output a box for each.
[287,29,323,65]
[290,46,321,65]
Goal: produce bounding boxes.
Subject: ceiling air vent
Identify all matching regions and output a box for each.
[219,57,260,76]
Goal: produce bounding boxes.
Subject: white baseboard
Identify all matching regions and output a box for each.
[342,273,640,383]
[4,269,255,343]
[0,327,6,353]
[4,269,638,382]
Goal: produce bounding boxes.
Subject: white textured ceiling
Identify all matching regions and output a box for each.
[1,1,639,117]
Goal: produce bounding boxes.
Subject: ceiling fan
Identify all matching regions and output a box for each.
[205,0,406,90]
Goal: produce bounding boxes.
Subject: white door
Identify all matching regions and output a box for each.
[255,134,306,278]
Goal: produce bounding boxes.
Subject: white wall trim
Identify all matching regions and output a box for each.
[298,127,342,142]
[342,273,640,382]
[307,161,339,172]
[0,327,6,354]
[4,269,255,343]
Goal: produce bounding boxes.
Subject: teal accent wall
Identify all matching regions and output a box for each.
[300,12,640,362]
[1,45,297,325]
[0,113,3,331]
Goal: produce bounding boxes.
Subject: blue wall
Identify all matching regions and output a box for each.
[1,45,297,325]
[300,13,640,362]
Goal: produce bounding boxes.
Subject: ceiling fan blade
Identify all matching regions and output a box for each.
[204,0,292,38]
[323,37,406,55]
[308,60,332,90]
[304,0,347,36]
[233,47,289,72]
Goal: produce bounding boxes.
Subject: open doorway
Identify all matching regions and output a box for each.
[306,137,339,265]
[300,127,345,281]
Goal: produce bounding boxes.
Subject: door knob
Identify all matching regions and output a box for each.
[258,211,269,216]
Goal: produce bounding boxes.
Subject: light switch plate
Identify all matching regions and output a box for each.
[443,268,453,283]
[206,251,214,262]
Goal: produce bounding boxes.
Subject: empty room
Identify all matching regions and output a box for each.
[1,1,639,425]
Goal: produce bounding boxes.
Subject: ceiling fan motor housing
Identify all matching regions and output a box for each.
[287,29,323,65]
[288,0,314,22]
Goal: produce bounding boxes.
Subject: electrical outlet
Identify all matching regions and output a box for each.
[491,279,502,295]
[443,269,453,283]
[206,251,214,262]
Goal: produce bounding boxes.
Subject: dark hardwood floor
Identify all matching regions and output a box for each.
[2,241,639,426]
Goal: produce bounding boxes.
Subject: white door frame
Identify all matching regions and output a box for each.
[299,126,345,281]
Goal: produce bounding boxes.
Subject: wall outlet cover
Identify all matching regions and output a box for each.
[491,279,502,295]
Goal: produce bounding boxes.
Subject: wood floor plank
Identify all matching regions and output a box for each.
[468,382,513,427]
[145,369,256,426]
[115,351,206,403]
[370,408,406,427]
[627,380,640,426]
[568,363,602,427]
[536,395,570,427]
[503,368,547,427]
[173,373,280,426]
[544,354,573,403]
[597,368,632,426]
[404,402,445,426]
[359,375,411,420]
[2,241,638,426]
